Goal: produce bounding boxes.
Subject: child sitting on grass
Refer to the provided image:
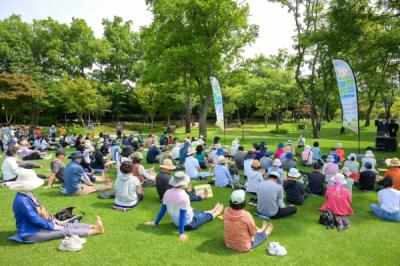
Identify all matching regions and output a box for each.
[223,190,273,252]
[145,171,223,242]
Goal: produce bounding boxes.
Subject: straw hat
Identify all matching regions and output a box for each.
[251,160,261,169]
[187,148,195,156]
[272,159,282,167]
[169,171,190,187]
[232,138,240,144]
[304,145,311,151]
[341,167,352,177]
[217,155,227,164]
[160,159,176,170]
[385,158,400,167]
[8,169,44,191]
[288,168,301,178]
[131,152,144,159]
[336,143,343,149]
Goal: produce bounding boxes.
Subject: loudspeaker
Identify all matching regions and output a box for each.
[376,137,398,152]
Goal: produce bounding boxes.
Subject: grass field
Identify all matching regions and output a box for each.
[0,121,399,266]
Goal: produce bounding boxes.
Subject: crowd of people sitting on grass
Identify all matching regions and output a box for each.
[1,124,400,253]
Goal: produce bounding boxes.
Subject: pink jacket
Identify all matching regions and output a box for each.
[320,186,353,216]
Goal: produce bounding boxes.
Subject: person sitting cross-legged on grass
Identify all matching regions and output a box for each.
[246,160,263,206]
[284,168,306,205]
[114,161,144,209]
[46,149,66,188]
[184,148,212,180]
[223,190,273,253]
[370,176,400,222]
[359,161,377,192]
[257,172,297,219]
[145,171,223,242]
[320,173,352,216]
[9,168,104,243]
[307,162,326,196]
[63,151,113,196]
[214,155,233,188]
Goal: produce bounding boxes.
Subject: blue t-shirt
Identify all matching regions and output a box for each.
[311,147,321,160]
[64,161,85,195]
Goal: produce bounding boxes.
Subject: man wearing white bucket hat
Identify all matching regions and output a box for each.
[184,148,212,180]
[145,171,223,242]
[214,156,233,188]
[9,168,104,245]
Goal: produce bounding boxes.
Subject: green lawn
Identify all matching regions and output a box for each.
[0,121,399,266]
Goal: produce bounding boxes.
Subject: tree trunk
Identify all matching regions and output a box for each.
[263,113,268,127]
[64,113,67,127]
[364,100,375,127]
[184,73,191,133]
[275,114,280,130]
[166,113,171,127]
[198,64,214,140]
[150,115,154,130]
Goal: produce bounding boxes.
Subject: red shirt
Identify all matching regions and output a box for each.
[386,167,400,190]
[320,186,352,216]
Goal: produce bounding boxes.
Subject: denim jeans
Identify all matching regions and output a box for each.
[370,203,400,222]
[185,210,213,230]
[251,232,268,249]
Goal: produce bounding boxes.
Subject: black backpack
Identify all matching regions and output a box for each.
[319,209,338,229]
[55,206,85,223]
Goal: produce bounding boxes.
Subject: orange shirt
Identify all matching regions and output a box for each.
[386,167,400,190]
[223,208,257,252]
[336,149,345,163]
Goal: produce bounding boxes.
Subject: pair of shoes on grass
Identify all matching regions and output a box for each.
[58,235,86,252]
[267,242,287,256]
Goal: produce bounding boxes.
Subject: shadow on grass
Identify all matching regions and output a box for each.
[0,231,25,247]
[135,223,177,236]
[92,201,114,209]
[195,238,236,256]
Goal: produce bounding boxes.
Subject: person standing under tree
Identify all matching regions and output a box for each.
[116,122,123,139]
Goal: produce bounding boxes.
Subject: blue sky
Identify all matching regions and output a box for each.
[0,0,295,58]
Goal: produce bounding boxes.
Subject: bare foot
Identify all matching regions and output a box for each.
[265,223,273,236]
[213,204,224,217]
[95,216,105,234]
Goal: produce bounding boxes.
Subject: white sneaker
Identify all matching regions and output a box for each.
[268,242,278,255]
[268,242,287,256]
[70,235,87,245]
[58,237,83,252]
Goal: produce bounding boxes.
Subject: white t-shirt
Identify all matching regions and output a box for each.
[2,156,19,181]
[184,156,200,178]
[379,188,400,213]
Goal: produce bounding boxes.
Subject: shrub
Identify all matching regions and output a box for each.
[269,128,288,135]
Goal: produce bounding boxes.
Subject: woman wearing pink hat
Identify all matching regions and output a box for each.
[320,173,352,216]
